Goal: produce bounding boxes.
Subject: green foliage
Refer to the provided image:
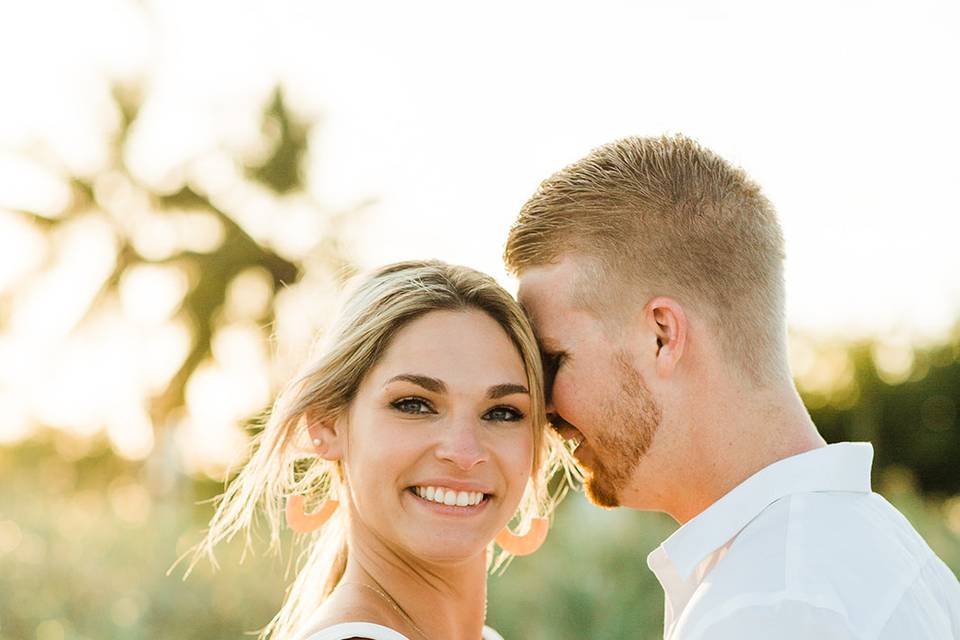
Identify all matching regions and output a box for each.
[2,436,958,639]
[246,89,310,194]
[806,334,960,495]
[487,499,673,640]
[0,435,286,640]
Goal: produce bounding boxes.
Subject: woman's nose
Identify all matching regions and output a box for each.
[435,417,488,471]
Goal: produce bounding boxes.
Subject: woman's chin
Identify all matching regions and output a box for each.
[389,491,504,561]
[395,533,493,565]
[402,529,501,564]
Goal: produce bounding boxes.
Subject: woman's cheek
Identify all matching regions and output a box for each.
[505,426,535,490]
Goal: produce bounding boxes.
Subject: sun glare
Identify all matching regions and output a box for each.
[1,0,957,480]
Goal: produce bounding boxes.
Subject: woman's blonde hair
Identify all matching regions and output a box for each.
[187,260,575,639]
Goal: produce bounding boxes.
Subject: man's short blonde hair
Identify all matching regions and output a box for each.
[505,134,787,380]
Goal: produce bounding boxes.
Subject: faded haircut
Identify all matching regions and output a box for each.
[505,134,788,381]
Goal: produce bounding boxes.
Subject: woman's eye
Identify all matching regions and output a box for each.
[484,406,525,422]
[392,398,435,414]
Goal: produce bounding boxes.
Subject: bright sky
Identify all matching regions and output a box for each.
[1,0,958,467]
[2,0,959,344]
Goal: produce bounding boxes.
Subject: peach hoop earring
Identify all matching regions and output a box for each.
[285,495,339,533]
[494,517,549,556]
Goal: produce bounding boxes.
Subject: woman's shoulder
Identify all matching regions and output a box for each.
[299,585,408,640]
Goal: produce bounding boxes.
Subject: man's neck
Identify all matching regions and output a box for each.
[666,383,826,525]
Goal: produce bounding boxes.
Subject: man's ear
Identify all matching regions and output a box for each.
[644,296,687,378]
[306,411,345,461]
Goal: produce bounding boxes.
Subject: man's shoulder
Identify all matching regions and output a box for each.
[674,595,855,640]
[716,490,934,583]
[687,491,950,636]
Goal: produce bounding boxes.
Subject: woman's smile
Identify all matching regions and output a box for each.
[405,485,493,515]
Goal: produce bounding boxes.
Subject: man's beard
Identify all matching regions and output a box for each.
[584,353,661,508]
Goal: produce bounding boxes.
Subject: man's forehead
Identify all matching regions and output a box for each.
[517,273,561,329]
[516,298,551,344]
[517,260,586,352]
[516,259,579,307]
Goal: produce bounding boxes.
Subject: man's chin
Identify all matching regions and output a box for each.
[584,473,621,509]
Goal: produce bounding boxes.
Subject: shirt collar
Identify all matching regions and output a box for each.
[647,442,874,583]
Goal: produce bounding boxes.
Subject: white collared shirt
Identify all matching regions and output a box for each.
[647,443,960,639]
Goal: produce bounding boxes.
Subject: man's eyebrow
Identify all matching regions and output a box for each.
[384,374,446,394]
[487,383,529,399]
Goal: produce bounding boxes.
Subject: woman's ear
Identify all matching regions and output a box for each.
[306,412,345,461]
[644,296,687,378]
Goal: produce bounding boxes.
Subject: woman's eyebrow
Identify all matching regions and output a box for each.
[385,376,527,399]
[487,383,529,399]
[385,374,446,393]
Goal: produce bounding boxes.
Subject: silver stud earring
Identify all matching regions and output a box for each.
[312,438,321,447]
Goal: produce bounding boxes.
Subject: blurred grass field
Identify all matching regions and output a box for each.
[2,430,958,640]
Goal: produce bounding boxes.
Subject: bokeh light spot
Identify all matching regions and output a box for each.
[35,619,65,640]
[108,478,152,526]
[119,263,189,324]
[224,267,273,322]
[945,497,960,536]
[111,595,143,628]
[872,339,916,385]
[0,519,23,555]
[0,210,47,294]
[0,155,71,217]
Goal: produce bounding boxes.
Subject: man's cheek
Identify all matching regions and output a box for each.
[553,382,580,423]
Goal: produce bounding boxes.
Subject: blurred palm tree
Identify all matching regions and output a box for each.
[0,82,367,639]
[3,83,363,463]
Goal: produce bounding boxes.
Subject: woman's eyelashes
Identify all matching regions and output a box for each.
[391,396,436,415]
[483,405,525,422]
[389,397,525,422]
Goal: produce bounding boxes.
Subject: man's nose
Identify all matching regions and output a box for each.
[545,395,566,427]
[435,416,488,471]
[546,406,573,435]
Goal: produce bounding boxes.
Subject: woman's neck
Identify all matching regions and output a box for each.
[335,534,489,640]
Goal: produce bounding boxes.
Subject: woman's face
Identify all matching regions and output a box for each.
[339,308,535,563]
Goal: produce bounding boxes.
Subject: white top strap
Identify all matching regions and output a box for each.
[482,626,506,640]
[304,622,505,640]
[304,622,410,640]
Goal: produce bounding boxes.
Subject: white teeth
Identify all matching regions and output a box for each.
[413,486,486,507]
